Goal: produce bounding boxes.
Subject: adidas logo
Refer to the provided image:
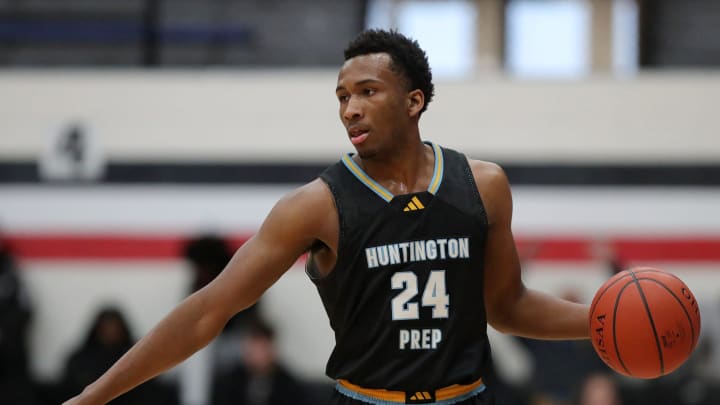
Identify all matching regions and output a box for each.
[407,391,434,403]
[403,196,425,212]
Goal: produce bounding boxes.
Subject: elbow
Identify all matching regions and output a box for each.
[486,293,525,335]
[196,311,226,342]
[486,284,528,335]
[185,293,231,349]
[487,313,516,335]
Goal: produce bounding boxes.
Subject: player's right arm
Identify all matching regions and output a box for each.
[63,179,336,405]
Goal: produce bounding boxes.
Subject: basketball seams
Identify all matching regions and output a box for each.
[588,269,666,315]
[633,268,700,343]
[612,280,636,376]
[589,272,633,376]
[589,272,631,318]
[628,269,665,375]
[635,277,696,359]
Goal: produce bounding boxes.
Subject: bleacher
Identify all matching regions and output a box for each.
[0,0,363,66]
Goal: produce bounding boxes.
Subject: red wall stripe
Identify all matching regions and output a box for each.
[3,234,720,263]
[4,234,253,261]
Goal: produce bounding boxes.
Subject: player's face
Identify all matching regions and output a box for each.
[336,53,413,159]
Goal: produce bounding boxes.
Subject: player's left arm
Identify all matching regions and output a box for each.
[470,159,589,339]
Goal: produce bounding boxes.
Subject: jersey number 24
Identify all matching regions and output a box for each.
[391,270,449,320]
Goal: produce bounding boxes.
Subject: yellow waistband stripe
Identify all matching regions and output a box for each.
[337,378,484,403]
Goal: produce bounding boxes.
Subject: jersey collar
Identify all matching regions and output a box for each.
[341,141,444,203]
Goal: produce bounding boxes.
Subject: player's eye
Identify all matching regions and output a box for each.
[337,94,349,103]
[364,88,376,96]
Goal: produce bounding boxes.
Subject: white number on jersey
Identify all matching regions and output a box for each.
[391,270,449,320]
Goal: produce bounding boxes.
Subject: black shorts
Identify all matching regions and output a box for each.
[329,384,495,405]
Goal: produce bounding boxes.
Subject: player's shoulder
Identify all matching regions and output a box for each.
[279,178,334,210]
[464,158,513,224]
[465,158,509,189]
[264,178,337,242]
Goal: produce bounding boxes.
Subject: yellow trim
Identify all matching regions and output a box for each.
[428,142,444,194]
[436,379,484,401]
[337,378,483,403]
[411,196,425,209]
[342,155,393,201]
[338,380,405,403]
[342,142,442,201]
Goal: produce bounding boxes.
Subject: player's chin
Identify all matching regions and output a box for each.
[354,145,376,160]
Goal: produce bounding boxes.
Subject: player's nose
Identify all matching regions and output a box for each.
[343,97,363,121]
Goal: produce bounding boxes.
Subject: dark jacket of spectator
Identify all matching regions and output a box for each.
[212,318,307,405]
[0,242,37,404]
[61,306,177,405]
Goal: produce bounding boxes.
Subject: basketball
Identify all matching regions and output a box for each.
[589,267,701,379]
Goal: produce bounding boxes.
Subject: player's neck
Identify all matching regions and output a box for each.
[358,139,434,195]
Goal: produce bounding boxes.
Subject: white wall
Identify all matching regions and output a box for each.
[2,71,719,163]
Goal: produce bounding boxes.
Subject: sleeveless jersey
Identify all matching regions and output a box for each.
[308,142,492,391]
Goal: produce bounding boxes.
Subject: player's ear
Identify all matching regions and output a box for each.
[407,89,424,117]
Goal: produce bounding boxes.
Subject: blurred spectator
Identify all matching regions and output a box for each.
[184,234,232,293]
[0,240,38,404]
[576,373,622,405]
[61,307,133,398]
[183,234,260,330]
[60,306,177,405]
[211,317,308,405]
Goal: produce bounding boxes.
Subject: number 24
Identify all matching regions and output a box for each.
[391,270,449,320]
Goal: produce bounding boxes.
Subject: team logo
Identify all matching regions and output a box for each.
[403,196,425,212]
[406,391,435,403]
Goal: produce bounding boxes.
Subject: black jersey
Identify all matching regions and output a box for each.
[308,142,491,392]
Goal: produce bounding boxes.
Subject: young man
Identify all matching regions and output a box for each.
[64,29,590,405]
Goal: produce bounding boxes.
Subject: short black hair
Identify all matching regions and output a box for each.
[344,29,434,115]
[183,234,231,271]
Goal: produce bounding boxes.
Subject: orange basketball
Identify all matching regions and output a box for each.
[589,267,701,379]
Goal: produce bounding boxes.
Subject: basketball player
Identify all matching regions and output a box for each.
[64,29,590,405]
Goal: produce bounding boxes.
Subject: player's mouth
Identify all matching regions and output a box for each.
[348,127,369,145]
